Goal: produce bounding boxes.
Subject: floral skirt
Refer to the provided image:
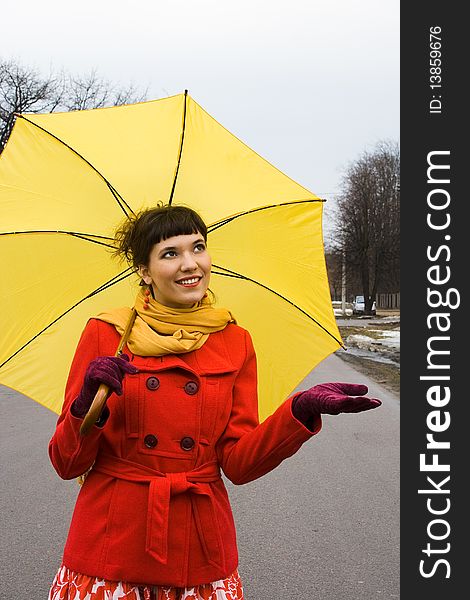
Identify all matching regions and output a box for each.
[48,564,244,600]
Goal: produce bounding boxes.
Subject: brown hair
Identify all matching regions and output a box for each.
[114,204,208,269]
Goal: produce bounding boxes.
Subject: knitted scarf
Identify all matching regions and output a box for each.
[95,289,235,356]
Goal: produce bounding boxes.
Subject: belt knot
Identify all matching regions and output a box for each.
[166,471,192,495]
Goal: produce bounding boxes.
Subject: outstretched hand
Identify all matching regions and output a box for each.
[292,382,382,426]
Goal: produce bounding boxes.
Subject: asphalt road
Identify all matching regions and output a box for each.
[0,353,399,600]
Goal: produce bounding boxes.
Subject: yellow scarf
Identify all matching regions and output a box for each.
[96,289,235,356]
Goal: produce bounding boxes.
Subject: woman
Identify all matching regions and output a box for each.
[48,204,381,599]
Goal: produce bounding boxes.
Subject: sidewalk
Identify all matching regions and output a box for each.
[0,352,399,600]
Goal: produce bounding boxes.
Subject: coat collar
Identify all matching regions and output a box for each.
[127,330,237,377]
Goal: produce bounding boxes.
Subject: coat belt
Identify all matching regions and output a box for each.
[92,453,223,567]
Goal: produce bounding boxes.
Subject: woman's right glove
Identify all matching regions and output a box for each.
[71,355,138,419]
[292,382,382,428]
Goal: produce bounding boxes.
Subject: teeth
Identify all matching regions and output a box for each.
[178,277,199,285]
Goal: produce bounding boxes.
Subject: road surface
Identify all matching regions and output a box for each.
[0,353,399,599]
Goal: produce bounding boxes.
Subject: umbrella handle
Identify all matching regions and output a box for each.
[79,308,137,436]
[79,383,109,436]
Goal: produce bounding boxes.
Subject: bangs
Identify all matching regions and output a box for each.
[113,204,208,268]
[151,209,207,244]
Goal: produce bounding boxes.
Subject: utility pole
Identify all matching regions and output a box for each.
[341,251,346,315]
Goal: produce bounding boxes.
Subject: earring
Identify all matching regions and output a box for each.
[143,286,151,310]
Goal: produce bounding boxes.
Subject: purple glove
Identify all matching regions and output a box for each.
[71,354,138,419]
[292,382,382,428]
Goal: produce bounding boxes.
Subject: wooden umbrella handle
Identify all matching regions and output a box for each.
[79,383,109,436]
[79,308,137,436]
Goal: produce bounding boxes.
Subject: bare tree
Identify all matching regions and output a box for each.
[0,59,64,149]
[1,59,148,151]
[62,69,112,111]
[112,82,148,106]
[333,141,400,314]
[325,246,362,303]
[59,70,147,111]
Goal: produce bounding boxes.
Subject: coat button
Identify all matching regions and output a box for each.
[184,381,199,395]
[146,376,160,390]
[180,437,195,451]
[144,434,158,448]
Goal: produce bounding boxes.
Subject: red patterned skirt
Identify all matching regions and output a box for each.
[48,564,244,600]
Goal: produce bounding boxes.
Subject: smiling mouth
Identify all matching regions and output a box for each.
[176,276,202,287]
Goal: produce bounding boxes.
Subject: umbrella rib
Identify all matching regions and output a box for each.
[211,270,244,279]
[0,268,134,370]
[212,263,344,348]
[91,269,135,296]
[68,233,115,249]
[207,199,325,233]
[0,230,116,249]
[168,89,188,205]
[17,115,135,218]
[193,97,326,198]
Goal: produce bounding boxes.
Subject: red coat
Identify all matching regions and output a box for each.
[49,319,321,586]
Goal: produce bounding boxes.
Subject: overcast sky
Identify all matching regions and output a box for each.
[3,0,399,240]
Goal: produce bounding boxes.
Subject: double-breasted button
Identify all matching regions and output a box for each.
[144,434,158,448]
[184,381,199,395]
[180,437,195,451]
[146,376,160,390]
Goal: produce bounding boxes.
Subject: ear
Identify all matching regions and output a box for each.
[138,265,153,285]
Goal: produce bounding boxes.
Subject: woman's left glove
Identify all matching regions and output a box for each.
[292,382,382,427]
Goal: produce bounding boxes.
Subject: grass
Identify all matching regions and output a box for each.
[336,351,400,397]
[336,320,400,397]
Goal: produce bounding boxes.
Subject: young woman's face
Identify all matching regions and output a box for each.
[139,232,212,308]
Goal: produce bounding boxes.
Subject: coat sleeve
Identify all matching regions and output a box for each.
[48,319,108,480]
[216,329,322,485]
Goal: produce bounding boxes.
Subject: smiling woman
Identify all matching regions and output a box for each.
[47,204,381,600]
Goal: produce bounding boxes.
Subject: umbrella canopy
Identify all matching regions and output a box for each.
[0,92,342,421]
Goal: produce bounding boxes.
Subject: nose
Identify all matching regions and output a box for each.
[180,252,198,271]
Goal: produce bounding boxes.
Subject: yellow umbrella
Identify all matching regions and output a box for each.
[0,92,342,421]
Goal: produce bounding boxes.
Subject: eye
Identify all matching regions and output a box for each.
[162,250,177,258]
[194,242,206,253]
